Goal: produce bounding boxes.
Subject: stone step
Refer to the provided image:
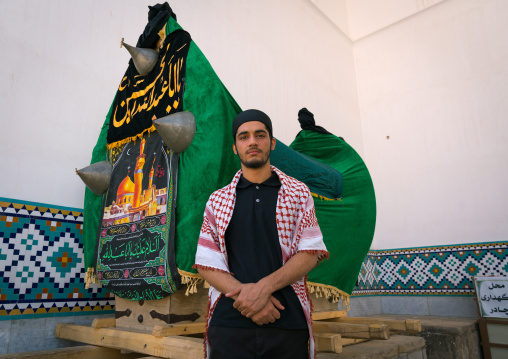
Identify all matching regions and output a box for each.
[368,315,481,359]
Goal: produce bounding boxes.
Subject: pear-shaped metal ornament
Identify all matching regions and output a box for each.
[154,111,196,153]
[76,160,113,196]
[121,38,159,76]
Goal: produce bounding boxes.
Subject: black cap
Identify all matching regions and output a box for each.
[232,109,273,139]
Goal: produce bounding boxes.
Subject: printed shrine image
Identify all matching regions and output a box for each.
[102,137,169,227]
[1,1,507,359]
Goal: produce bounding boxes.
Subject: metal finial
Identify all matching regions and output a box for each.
[153,111,196,153]
[76,161,113,196]
[121,41,159,76]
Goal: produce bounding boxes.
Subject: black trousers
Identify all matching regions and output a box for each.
[207,325,309,359]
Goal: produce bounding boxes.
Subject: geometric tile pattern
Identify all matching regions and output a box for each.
[2,198,506,319]
[0,197,114,320]
[354,251,379,295]
[353,242,508,296]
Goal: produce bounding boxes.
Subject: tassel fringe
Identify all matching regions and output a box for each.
[84,267,99,289]
[310,192,342,201]
[106,125,157,150]
[178,269,209,296]
[307,281,350,310]
[178,269,350,310]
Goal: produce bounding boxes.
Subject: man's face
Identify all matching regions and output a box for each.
[233,121,276,169]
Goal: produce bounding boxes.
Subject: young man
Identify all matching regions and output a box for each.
[194,109,328,359]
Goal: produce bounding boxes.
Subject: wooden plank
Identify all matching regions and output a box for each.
[327,317,421,333]
[152,322,206,337]
[91,317,116,329]
[55,323,203,359]
[315,333,342,353]
[341,338,368,347]
[312,310,347,321]
[313,321,390,340]
[369,324,390,340]
[0,345,145,359]
[313,321,370,339]
[405,319,422,332]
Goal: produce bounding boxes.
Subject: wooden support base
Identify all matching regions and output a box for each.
[115,289,208,331]
[55,323,203,359]
[313,321,390,340]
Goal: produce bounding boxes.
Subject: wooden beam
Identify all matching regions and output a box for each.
[313,321,370,339]
[405,319,422,332]
[91,317,116,329]
[312,310,347,321]
[315,333,342,353]
[152,322,206,337]
[369,324,390,340]
[341,338,368,347]
[55,323,203,359]
[0,345,144,359]
[327,317,421,333]
[312,321,389,340]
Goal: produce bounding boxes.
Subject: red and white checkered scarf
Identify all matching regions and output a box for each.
[194,166,328,358]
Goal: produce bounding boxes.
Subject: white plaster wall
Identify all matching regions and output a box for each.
[310,0,350,37]
[346,0,445,40]
[309,0,445,41]
[0,0,362,209]
[355,0,508,249]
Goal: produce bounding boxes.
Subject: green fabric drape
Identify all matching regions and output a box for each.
[166,18,243,274]
[289,131,376,294]
[83,103,112,274]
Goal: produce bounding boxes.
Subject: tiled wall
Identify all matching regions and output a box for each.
[2,197,507,323]
[354,242,508,296]
[0,198,114,321]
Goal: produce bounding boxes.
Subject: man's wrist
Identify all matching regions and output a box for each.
[257,277,274,298]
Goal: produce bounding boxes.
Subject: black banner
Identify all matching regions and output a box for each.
[107,29,191,146]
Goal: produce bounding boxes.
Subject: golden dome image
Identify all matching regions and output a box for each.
[117,175,135,198]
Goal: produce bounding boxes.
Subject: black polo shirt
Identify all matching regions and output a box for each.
[210,172,307,329]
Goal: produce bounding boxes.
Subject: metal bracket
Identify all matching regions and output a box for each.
[149,310,200,324]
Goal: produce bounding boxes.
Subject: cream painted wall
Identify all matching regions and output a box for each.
[0,0,362,209]
[355,0,508,249]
